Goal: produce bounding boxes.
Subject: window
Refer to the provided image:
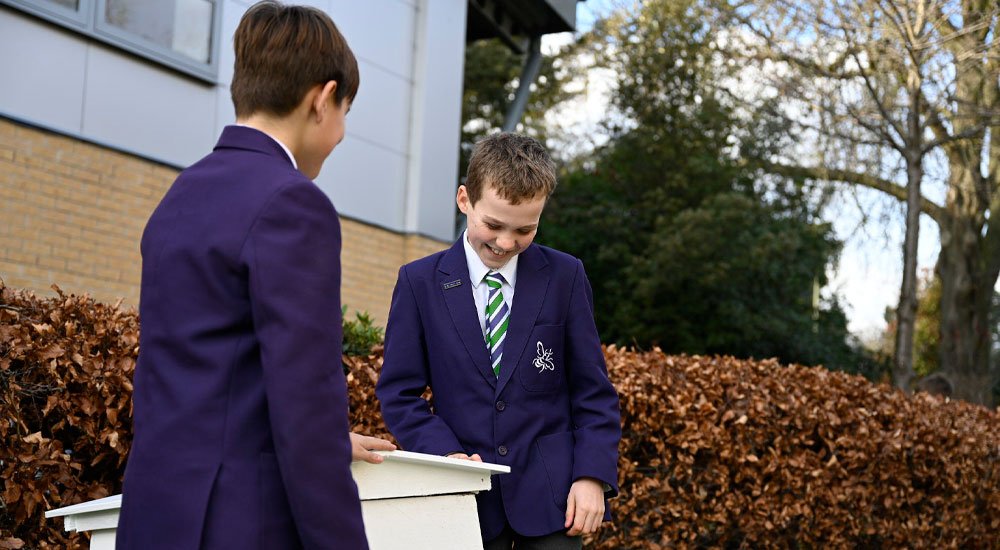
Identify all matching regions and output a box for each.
[1,0,220,82]
[102,0,214,65]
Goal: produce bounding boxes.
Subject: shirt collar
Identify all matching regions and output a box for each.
[236,124,298,169]
[462,230,518,289]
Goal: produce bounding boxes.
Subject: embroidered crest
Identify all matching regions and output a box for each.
[533,341,555,373]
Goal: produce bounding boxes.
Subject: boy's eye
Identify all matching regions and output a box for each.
[517,228,533,235]
[485,223,501,231]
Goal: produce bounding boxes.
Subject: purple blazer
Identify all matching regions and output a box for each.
[376,240,621,541]
[116,126,368,549]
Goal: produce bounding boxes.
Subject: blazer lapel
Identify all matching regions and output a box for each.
[497,245,550,394]
[438,240,497,388]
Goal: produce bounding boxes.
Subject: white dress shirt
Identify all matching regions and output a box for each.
[462,229,518,341]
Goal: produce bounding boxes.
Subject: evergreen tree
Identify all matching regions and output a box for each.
[540,0,872,373]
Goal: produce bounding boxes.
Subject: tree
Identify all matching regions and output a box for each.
[540,0,873,374]
[884,269,1000,402]
[460,38,579,174]
[457,38,582,233]
[713,0,999,404]
[627,193,857,366]
[878,269,941,379]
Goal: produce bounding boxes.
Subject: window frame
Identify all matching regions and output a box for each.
[1,0,221,83]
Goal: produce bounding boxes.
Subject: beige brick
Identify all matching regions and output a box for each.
[0,259,28,278]
[1,248,37,265]
[2,119,455,321]
[36,255,66,270]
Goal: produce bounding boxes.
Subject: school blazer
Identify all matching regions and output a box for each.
[116,126,368,549]
[376,240,621,540]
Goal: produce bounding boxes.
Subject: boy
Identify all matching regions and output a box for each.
[117,3,391,548]
[376,133,621,549]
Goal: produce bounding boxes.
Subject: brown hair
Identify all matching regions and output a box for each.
[231,1,359,118]
[465,133,557,205]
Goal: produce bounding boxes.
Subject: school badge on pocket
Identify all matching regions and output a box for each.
[533,341,555,373]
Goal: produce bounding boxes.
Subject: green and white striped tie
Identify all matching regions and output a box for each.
[484,272,510,377]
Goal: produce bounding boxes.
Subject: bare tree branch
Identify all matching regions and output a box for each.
[761,160,947,224]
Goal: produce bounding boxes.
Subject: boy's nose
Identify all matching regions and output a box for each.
[495,236,516,251]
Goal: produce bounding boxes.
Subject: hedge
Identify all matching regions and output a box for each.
[2,282,998,549]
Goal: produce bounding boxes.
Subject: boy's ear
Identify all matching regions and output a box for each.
[312,80,339,120]
[456,185,471,214]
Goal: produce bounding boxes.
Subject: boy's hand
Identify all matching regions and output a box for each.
[446,452,483,462]
[564,478,605,536]
[350,433,396,464]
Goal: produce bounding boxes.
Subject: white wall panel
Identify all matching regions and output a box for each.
[215,0,250,88]
[2,1,468,239]
[317,136,407,230]
[0,8,87,133]
[82,43,217,167]
[330,0,416,81]
[214,85,235,140]
[405,0,466,240]
[348,60,411,156]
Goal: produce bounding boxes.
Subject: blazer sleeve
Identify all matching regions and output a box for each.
[376,266,464,456]
[244,181,368,549]
[566,259,622,496]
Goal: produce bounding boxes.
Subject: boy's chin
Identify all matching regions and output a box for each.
[480,252,514,269]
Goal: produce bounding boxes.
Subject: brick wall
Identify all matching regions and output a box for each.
[0,118,449,325]
[340,220,453,325]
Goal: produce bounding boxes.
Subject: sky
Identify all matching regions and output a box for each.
[538,0,944,341]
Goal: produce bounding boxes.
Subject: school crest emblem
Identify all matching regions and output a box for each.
[533,341,555,373]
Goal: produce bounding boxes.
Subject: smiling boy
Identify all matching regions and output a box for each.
[376,133,622,549]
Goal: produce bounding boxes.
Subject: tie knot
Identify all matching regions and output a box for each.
[485,271,506,288]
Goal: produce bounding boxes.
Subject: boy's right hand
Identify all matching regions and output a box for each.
[446,452,483,462]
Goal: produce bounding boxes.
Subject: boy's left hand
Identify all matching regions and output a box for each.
[350,432,397,463]
[564,478,605,536]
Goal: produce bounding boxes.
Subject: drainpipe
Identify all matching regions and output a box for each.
[502,35,543,132]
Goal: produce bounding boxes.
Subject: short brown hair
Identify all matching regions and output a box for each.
[231,1,359,118]
[465,133,557,205]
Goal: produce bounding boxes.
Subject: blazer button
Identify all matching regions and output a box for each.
[495,400,506,411]
[498,445,508,456]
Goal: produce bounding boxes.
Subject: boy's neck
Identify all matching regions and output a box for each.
[237,114,305,164]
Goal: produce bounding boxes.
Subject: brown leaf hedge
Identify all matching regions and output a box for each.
[2,282,999,549]
[1,284,136,550]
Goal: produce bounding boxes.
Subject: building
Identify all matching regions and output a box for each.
[0,0,578,323]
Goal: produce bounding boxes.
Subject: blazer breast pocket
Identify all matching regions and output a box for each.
[517,324,565,393]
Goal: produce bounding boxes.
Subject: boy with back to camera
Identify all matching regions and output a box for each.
[116,2,393,548]
[376,133,622,549]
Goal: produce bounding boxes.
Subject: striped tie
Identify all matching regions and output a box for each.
[484,272,510,377]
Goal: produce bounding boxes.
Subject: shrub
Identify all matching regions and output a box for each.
[341,306,385,357]
[597,349,1000,548]
[2,283,998,549]
[0,284,136,549]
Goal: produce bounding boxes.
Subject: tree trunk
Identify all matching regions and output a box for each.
[892,153,922,393]
[937,214,994,405]
[934,12,999,406]
[893,70,924,394]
